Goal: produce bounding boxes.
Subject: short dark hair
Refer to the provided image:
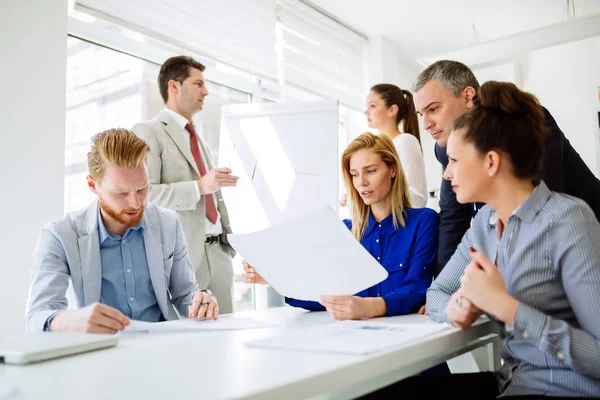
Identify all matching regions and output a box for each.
[452,81,548,181]
[413,60,480,96]
[158,56,206,103]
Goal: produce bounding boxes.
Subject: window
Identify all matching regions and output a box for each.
[337,105,369,220]
[66,0,370,313]
[276,0,369,110]
[65,37,254,311]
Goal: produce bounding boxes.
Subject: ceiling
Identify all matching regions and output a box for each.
[310,0,600,61]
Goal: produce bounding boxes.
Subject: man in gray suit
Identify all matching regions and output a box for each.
[132,56,238,313]
[26,128,218,333]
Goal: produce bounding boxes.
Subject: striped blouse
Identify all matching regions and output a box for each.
[427,181,600,397]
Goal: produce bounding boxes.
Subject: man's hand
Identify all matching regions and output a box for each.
[50,303,130,334]
[417,305,428,315]
[242,260,268,285]
[197,168,239,195]
[188,290,219,321]
[319,296,383,320]
[447,291,483,330]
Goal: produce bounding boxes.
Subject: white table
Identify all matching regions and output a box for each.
[1,307,499,400]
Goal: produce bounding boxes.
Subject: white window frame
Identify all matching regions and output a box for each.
[66,7,366,311]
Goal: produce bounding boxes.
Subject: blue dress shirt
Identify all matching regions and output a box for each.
[98,207,162,322]
[286,207,439,315]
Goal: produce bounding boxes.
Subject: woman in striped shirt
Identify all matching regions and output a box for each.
[365,81,600,399]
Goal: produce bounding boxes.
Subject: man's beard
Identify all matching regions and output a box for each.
[98,196,145,229]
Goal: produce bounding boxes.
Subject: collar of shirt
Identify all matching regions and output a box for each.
[364,212,396,237]
[434,143,448,168]
[97,205,145,244]
[163,107,192,131]
[488,181,551,226]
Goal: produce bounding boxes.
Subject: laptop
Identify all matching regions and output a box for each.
[0,332,119,364]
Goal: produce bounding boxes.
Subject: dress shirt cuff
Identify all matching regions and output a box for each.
[513,302,545,343]
[382,292,408,316]
[44,311,60,332]
[284,297,325,311]
[425,291,452,324]
[192,181,201,203]
[440,309,452,325]
[382,293,396,316]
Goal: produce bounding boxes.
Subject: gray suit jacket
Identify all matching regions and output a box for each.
[25,200,199,332]
[132,110,234,275]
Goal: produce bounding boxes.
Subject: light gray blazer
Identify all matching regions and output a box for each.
[25,200,199,332]
[132,110,234,275]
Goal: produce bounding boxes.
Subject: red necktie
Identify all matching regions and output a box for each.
[185,123,218,224]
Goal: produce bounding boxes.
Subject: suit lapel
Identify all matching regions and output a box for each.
[143,221,169,316]
[158,110,200,176]
[159,110,231,234]
[78,201,102,305]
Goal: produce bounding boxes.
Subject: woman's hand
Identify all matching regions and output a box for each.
[339,193,348,207]
[319,296,385,320]
[242,260,269,285]
[459,248,518,325]
[447,290,482,330]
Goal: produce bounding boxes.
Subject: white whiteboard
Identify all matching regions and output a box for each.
[218,101,339,234]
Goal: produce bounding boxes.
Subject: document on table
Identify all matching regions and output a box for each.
[0,382,17,400]
[121,317,275,334]
[245,321,451,355]
[228,206,389,301]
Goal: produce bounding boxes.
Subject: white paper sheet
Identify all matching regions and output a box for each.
[121,317,274,334]
[0,382,17,400]
[227,206,389,301]
[245,321,451,355]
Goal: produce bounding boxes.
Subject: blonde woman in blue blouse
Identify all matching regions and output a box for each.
[244,132,438,320]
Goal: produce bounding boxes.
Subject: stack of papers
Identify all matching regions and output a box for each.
[122,317,274,334]
[228,206,389,301]
[245,321,450,355]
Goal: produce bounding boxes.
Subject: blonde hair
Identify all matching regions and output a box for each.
[88,128,150,181]
[341,132,411,240]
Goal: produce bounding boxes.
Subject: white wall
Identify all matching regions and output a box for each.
[518,36,600,176]
[367,36,422,91]
[0,0,67,331]
[416,35,600,200]
[367,36,443,204]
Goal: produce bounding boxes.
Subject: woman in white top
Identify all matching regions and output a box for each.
[365,84,428,207]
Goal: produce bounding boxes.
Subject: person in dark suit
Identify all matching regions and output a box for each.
[412,60,600,279]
